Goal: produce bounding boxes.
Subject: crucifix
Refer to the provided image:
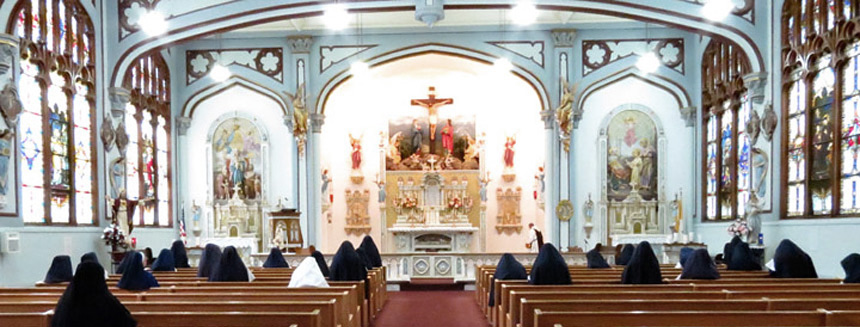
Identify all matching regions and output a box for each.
[410,86,453,154]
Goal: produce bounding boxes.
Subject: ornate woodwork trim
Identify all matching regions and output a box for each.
[345,189,371,236]
[495,187,522,234]
[319,45,377,74]
[186,48,283,84]
[487,41,544,67]
[582,38,685,76]
[677,0,755,23]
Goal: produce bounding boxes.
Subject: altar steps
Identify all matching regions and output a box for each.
[400,278,467,291]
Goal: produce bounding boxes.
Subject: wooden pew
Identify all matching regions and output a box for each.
[532,310,827,327]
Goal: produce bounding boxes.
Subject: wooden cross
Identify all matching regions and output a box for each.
[410,86,454,153]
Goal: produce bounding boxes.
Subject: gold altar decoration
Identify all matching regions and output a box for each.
[556,199,574,221]
[384,171,480,228]
[344,189,371,235]
[496,187,523,233]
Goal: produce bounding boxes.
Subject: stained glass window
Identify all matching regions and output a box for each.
[121,53,171,227]
[782,0,860,218]
[12,0,95,225]
[701,40,751,221]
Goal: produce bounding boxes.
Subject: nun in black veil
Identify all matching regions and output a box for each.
[679,249,720,280]
[621,241,663,284]
[170,240,191,268]
[355,247,374,270]
[529,243,572,285]
[358,235,383,268]
[616,244,635,266]
[722,236,743,266]
[841,253,860,283]
[43,255,73,284]
[52,261,137,327]
[197,244,222,278]
[488,253,527,307]
[210,246,251,282]
[312,251,330,278]
[329,241,367,281]
[262,247,289,268]
[727,241,762,271]
[150,249,175,272]
[117,252,159,291]
[115,251,135,274]
[678,247,694,268]
[771,239,817,278]
[80,252,98,264]
[586,244,611,269]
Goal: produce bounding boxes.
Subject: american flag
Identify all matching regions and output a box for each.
[179,204,187,244]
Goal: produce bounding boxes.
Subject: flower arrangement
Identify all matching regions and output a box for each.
[448,197,462,210]
[727,219,750,237]
[397,196,418,210]
[102,223,129,250]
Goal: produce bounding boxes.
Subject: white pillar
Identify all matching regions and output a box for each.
[541,110,557,246]
[288,36,314,247]
[551,29,576,250]
[308,113,325,247]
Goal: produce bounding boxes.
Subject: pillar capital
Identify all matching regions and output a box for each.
[287,36,314,54]
[551,29,577,48]
[176,116,192,136]
[109,87,131,118]
[310,113,325,133]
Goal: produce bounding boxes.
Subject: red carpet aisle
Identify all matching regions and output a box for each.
[372,291,488,327]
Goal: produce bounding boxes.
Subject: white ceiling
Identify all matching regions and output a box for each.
[234,9,631,33]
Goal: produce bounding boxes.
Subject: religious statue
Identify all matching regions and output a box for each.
[479,172,491,203]
[105,190,153,243]
[374,177,386,203]
[534,165,545,202]
[411,119,423,155]
[671,190,684,236]
[284,83,308,155]
[463,135,479,163]
[503,135,516,168]
[321,169,332,202]
[411,86,454,143]
[441,119,454,156]
[349,134,362,170]
[555,78,576,137]
[387,132,403,165]
[109,157,125,198]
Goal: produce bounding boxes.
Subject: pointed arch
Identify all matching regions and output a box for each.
[182,76,288,119]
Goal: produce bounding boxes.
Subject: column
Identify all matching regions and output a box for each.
[106,87,130,208]
[288,36,314,246]
[175,116,194,242]
[308,113,326,247]
[540,109,558,246]
[742,72,768,243]
[551,29,576,249]
[0,33,20,211]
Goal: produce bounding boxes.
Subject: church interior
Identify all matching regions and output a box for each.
[3,0,860,326]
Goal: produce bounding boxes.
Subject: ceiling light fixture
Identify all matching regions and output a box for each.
[702,0,734,22]
[323,4,350,31]
[350,61,369,77]
[210,63,230,82]
[494,57,513,72]
[511,1,538,26]
[636,52,660,74]
[138,10,168,36]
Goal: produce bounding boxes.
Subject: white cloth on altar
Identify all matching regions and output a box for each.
[288,257,329,288]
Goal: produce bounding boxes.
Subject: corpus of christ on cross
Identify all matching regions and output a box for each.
[410,86,454,154]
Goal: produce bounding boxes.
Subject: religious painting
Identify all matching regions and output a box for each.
[606,110,658,202]
[386,115,477,171]
[211,117,263,202]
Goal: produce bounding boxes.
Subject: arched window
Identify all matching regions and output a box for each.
[122,53,171,227]
[782,0,859,217]
[10,0,96,225]
[701,40,751,221]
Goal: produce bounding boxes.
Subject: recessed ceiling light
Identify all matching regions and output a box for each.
[323,4,350,30]
[511,2,538,26]
[702,0,734,22]
[138,11,168,36]
[636,52,660,74]
[210,64,230,82]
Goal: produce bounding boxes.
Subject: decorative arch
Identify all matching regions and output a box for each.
[109,1,764,87]
[182,76,288,119]
[315,43,551,115]
[577,68,691,119]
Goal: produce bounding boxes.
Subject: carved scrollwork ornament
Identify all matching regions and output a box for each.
[761,103,777,142]
[0,84,22,137]
[746,109,761,145]
[100,115,116,152]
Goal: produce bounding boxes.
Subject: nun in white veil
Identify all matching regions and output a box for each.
[288,257,330,288]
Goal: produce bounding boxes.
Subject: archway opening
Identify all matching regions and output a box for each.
[320,53,545,253]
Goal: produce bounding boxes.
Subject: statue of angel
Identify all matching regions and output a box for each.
[387,131,403,165]
[555,78,577,137]
[283,83,308,137]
